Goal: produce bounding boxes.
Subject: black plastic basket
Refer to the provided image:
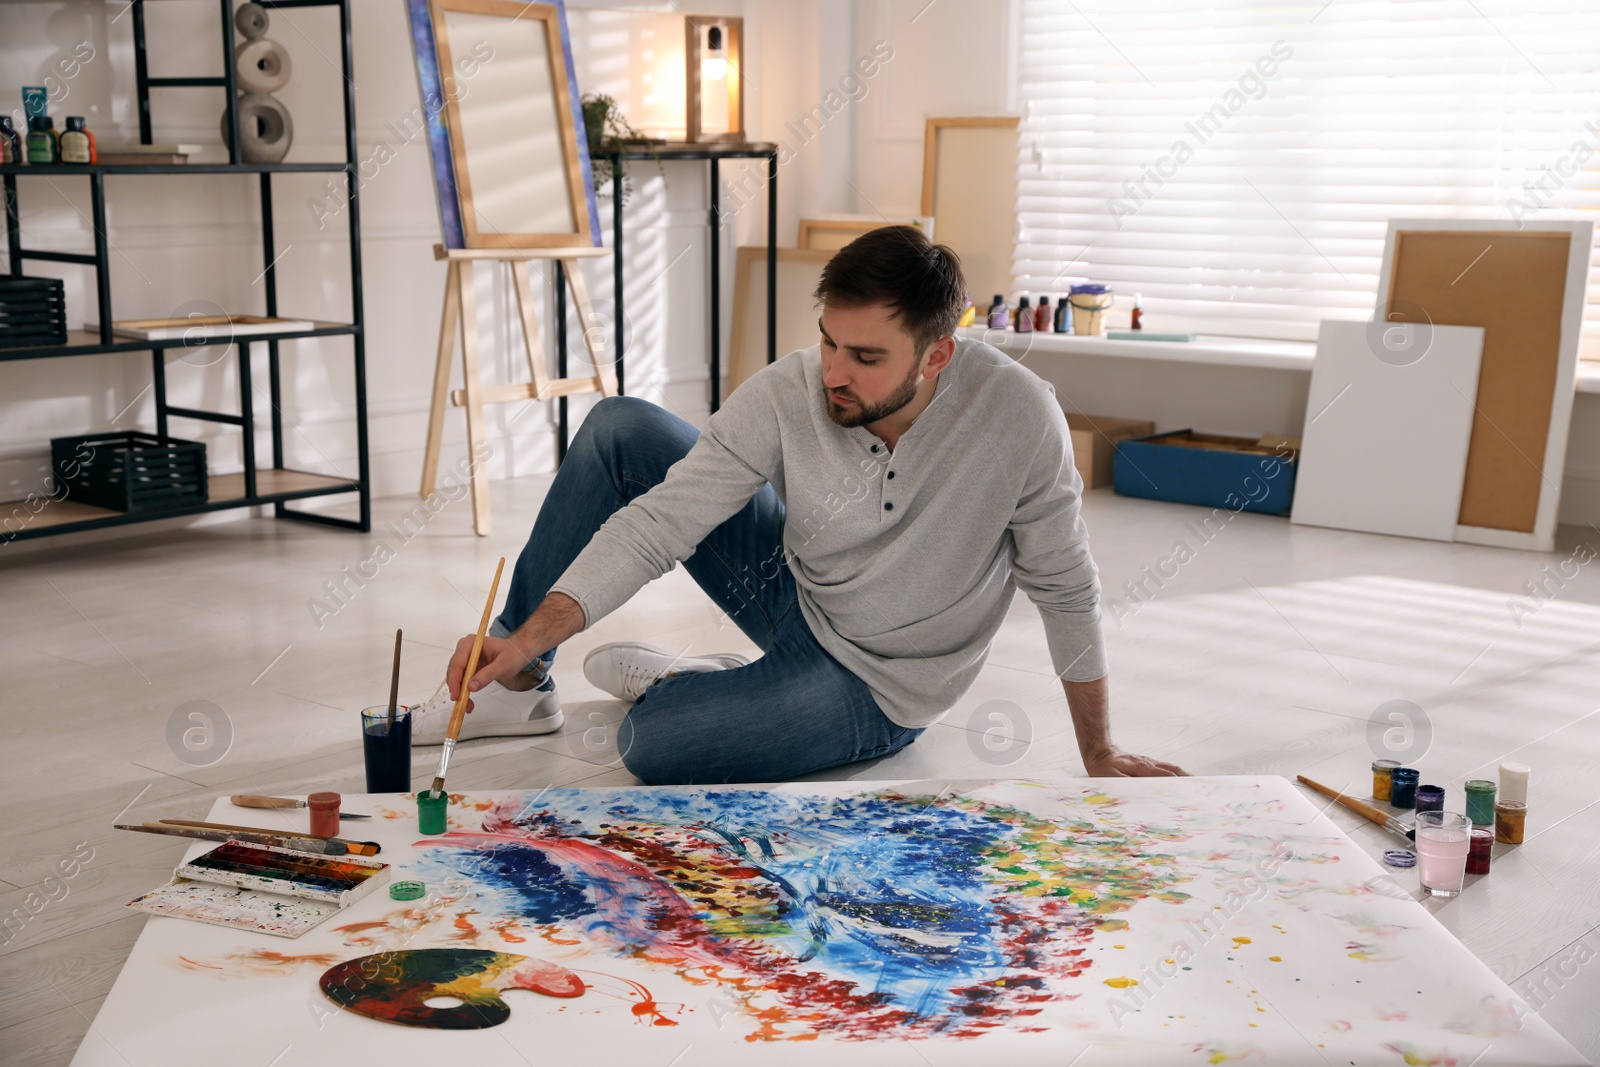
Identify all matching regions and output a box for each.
[51,432,208,513]
[0,276,68,349]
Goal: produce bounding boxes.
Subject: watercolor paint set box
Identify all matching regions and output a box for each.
[127,839,390,939]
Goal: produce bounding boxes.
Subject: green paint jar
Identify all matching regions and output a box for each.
[1465,779,1497,826]
[417,790,448,835]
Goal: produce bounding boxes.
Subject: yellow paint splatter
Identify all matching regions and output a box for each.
[1232,936,1252,946]
[1103,977,1139,988]
[1269,956,1282,962]
[1082,792,1118,806]
[1114,944,1126,949]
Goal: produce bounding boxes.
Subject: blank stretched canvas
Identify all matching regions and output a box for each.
[1293,319,1485,541]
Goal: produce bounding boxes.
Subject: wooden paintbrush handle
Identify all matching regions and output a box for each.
[231,794,305,810]
[1296,774,1389,825]
[443,557,506,745]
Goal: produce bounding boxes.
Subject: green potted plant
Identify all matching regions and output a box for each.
[581,93,663,205]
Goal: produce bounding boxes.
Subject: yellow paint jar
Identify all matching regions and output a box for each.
[1371,759,1401,802]
[1494,800,1526,845]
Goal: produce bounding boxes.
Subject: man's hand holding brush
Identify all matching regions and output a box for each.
[446,592,587,712]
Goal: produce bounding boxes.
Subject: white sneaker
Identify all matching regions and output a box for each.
[410,678,564,745]
[582,641,751,702]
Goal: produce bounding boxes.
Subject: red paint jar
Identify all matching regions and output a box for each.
[307,792,341,838]
[1466,828,1493,875]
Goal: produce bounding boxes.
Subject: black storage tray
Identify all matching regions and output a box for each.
[51,431,208,512]
[0,276,68,349]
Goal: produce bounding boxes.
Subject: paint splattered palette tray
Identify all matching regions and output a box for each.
[77,779,1588,1066]
[125,840,390,938]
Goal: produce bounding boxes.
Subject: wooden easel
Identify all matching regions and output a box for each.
[420,244,617,536]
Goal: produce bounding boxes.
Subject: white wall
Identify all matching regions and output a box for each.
[4,0,1595,534]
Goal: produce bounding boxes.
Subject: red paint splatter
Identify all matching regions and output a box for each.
[178,955,222,970]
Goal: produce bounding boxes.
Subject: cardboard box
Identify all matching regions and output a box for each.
[1113,430,1299,516]
[1065,414,1157,488]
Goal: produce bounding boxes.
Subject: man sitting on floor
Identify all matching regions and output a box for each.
[416,225,1187,784]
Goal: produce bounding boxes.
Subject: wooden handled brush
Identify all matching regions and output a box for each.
[429,556,505,798]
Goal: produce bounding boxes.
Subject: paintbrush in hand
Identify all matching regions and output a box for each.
[430,556,505,798]
[1296,774,1415,844]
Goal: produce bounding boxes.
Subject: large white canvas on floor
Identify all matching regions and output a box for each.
[1293,320,1485,542]
[76,779,1585,1066]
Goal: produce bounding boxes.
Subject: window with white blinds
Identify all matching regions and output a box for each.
[1014,0,1600,350]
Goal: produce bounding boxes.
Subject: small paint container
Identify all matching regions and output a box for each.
[1372,759,1401,801]
[1414,784,1445,814]
[1464,779,1496,826]
[1389,767,1420,809]
[307,791,341,838]
[417,790,448,835]
[1466,828,1493,875]
[1499,761,1530,805]
[390,880,426,901]
[1494,800,1526,844]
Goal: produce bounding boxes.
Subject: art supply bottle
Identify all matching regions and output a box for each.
[1035,296,1052,332]
[1464,779,1496,826]
[0,116,19,164]
[25,116,58,164]
[1371,759,1401,801]
[1389,766,1419,809]
[1015,294,1033,333]
[1414,784,1444,814]
[1055,298,1072,334]
[956,291,975,328]
[1466,827,1493,875]
[1130,293,1144,331]
[59,116,95,164]
[987,294,1008,330]
[1494,799,1526,844]
[1499,761,1529,804]
[307,792,341,837]
[21,87,49,122]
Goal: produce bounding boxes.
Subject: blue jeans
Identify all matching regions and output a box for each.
[495,396,923,785]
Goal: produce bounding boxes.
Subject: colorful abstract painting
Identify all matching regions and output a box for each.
[411,784,1193,1040]
[91,779,1588,1067]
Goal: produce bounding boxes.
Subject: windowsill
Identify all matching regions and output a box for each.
[956,326,1600,394]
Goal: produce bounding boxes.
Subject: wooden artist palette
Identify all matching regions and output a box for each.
[319,949,585,1029]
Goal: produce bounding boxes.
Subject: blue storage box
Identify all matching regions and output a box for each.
[1112,430,1298,516]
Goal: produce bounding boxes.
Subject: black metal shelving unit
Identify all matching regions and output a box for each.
[1,0,369,543]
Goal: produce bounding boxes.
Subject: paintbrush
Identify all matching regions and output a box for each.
[387,627,403,732]
[429,556,505,799]
[157,819,382,856]
[117,822,358,856]
[1297,775,1415,844]
[230,795,371,819]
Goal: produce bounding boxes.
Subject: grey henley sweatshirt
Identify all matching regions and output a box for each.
[550,336,1108,728]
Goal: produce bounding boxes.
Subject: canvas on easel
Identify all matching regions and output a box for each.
[407,0,615,535]
[1374,219,1592,552]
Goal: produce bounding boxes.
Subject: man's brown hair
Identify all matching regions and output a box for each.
[813,225,966,353]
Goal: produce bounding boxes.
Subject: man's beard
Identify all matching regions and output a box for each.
[824,356,924,428]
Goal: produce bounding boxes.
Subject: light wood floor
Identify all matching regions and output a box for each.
[2,476,1597,1064]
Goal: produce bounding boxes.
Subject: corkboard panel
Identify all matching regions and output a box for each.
[1385,230,1571,534]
